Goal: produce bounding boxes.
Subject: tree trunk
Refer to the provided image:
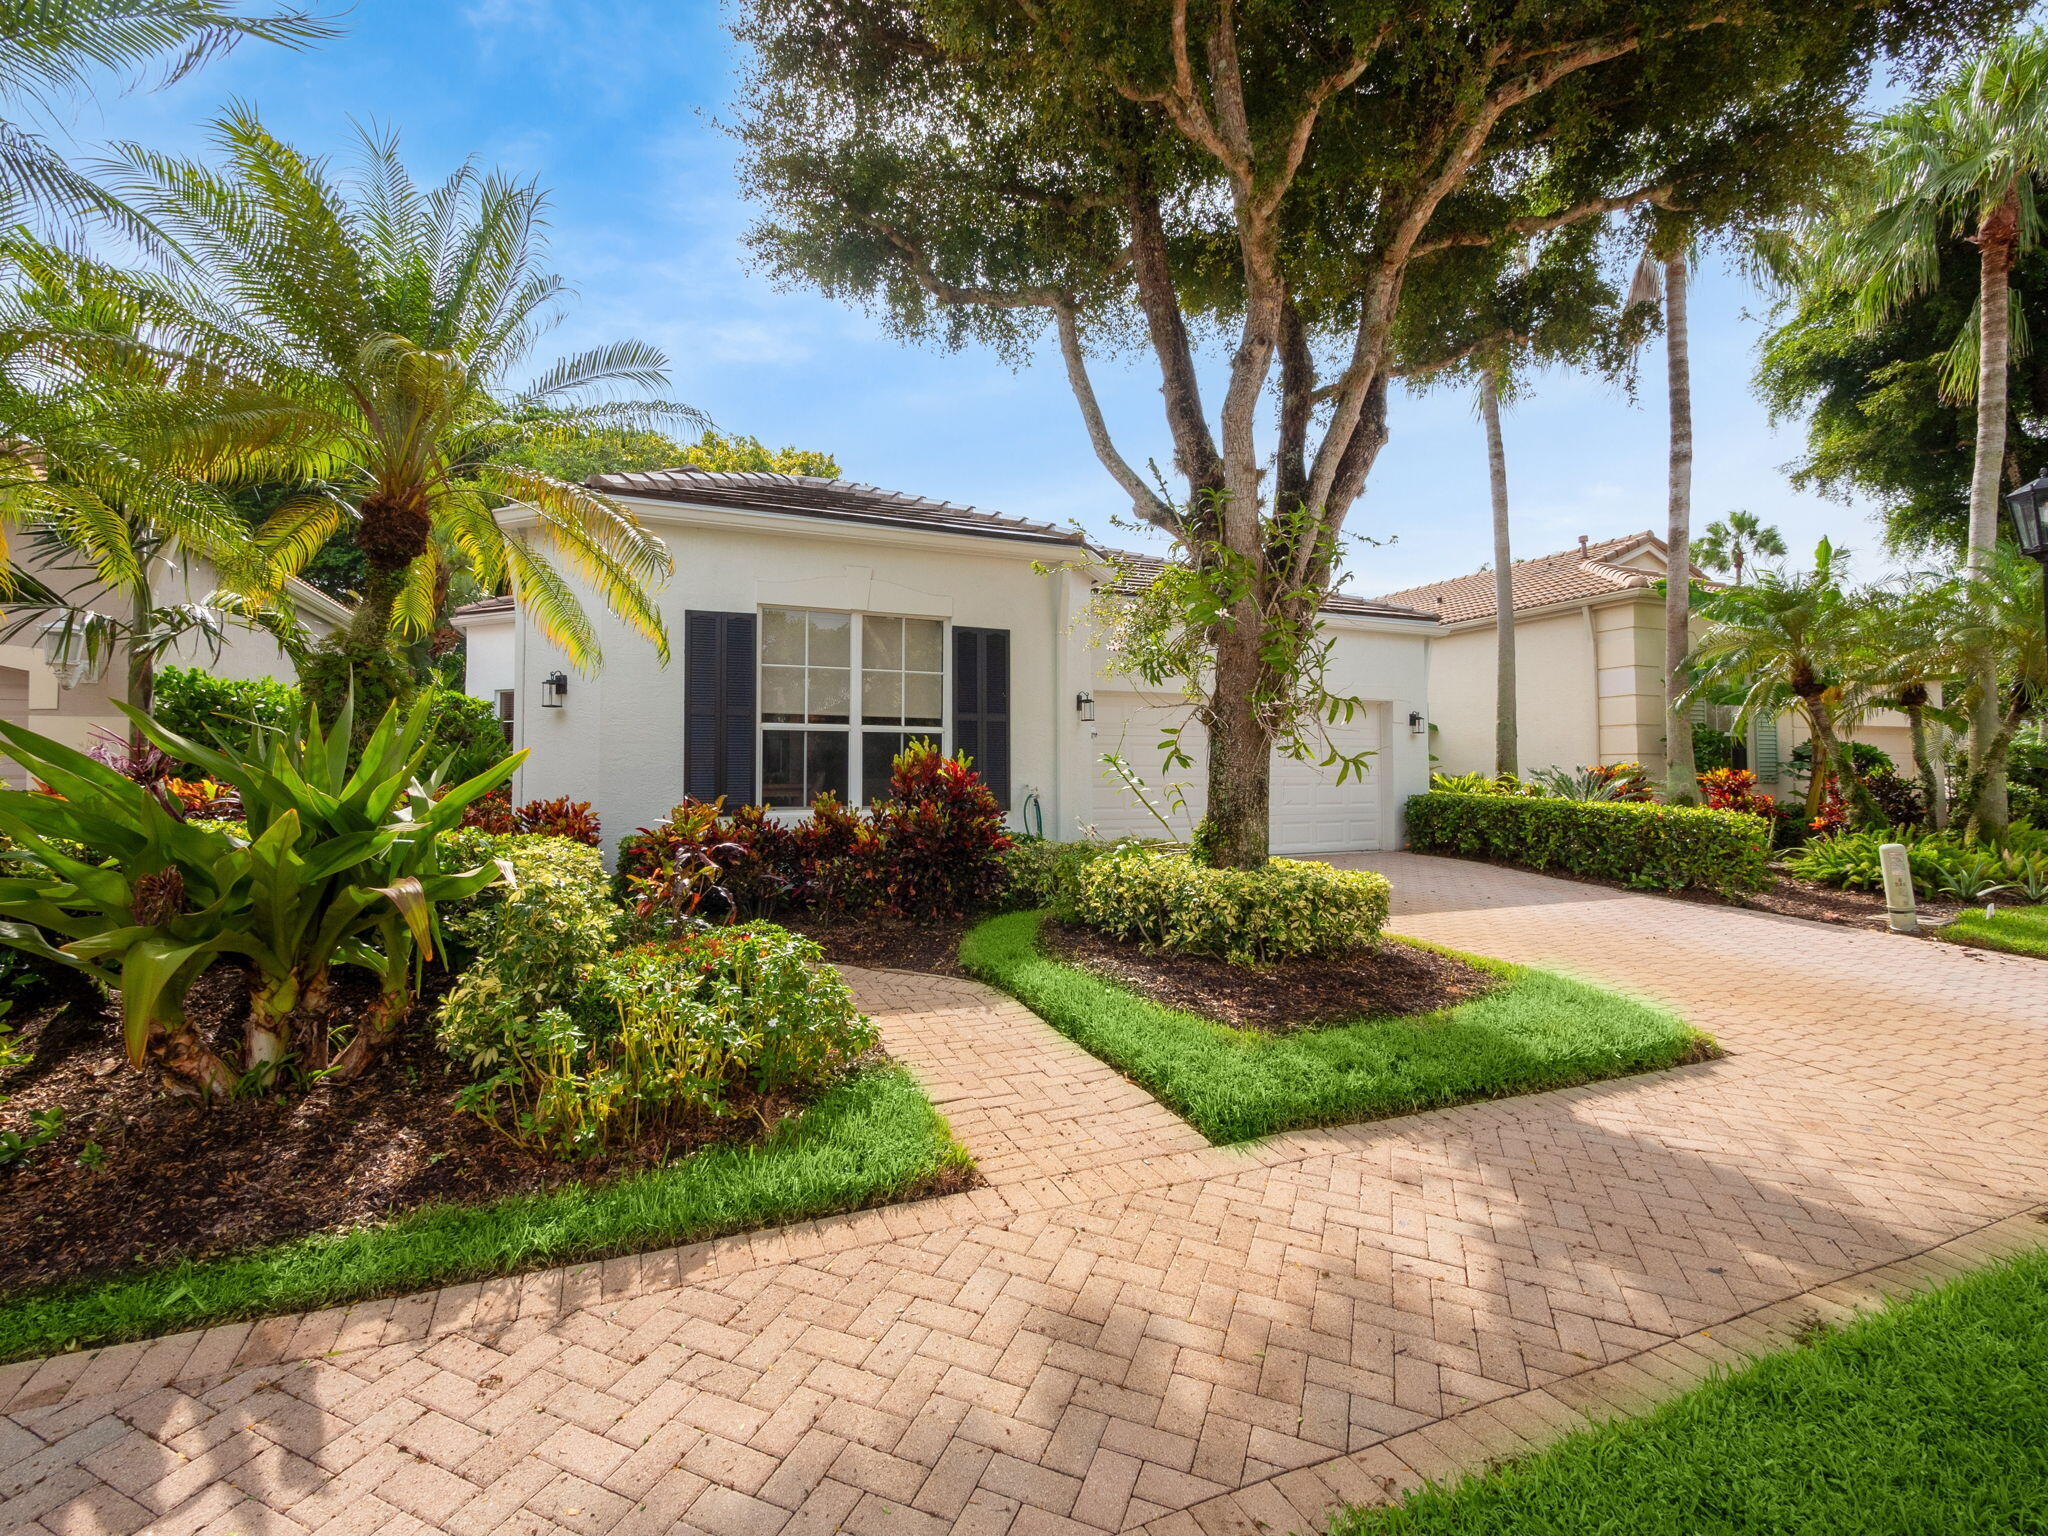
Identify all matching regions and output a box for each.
[126,566,154,753]
[1663,253,1699,805]
[1963,183,2019,833]
[1902,690,1944,830]
[1480,368,1517,777]
[1958,697,2026,840]
[1199,616,1272,869]
[1801,699,1836,820]
[146,1018,237,1100]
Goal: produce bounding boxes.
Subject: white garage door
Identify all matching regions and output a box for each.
[1085,693,1382,853]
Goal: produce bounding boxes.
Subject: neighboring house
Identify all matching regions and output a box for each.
[0,549,347,785]
[455,469,1437,854]
[1377,530,1917,801]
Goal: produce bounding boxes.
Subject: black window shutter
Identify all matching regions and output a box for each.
[953,626,1010,809]
[684,611,757,802]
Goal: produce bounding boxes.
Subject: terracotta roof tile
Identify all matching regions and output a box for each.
[1100,550,1437,622]
[1372,532,1673,623]
[587,468,1084,546]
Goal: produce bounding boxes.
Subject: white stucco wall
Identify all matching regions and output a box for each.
[499,497,1439,855]
[1426,610,1602,777]
[0,551,342,783]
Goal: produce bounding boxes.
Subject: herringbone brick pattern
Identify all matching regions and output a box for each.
[4,852,2045,1536]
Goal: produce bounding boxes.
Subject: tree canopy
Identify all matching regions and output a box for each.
[734,0,2018,864]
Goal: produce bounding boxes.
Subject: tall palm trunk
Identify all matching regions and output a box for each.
[1481,366,1516,777]
[1963,181,2020,833]
[1663,254,1698,804]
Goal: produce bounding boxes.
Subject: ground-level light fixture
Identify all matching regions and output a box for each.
[540,670,569,708]
[1075,691,1095,722]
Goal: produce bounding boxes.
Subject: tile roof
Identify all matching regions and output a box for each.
[586,469,1085,546]
[451,594,513,618]
[1372,532,1671,623]
[1100,551,1438,623]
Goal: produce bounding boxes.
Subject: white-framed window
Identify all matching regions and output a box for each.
[759,607,943,808]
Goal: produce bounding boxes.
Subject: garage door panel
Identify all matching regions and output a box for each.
[1085,694,1383,853]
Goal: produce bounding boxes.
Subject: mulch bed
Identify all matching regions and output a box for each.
[0,964,895,1300]
[1043,921,1499,1033]
[787,914,972,977]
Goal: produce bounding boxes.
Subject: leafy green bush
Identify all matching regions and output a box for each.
[153,667,508,783]
[1405,792,1773,892]
[443,924,874,1156]
[1692,721,1741,773]
[998,838,1115,915]
[1071,846,1391,964]
[439,830,619,977]
[0,698,516,1098]
[1784,826,2048,901]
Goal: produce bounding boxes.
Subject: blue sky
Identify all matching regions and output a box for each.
[56,0,1889,596]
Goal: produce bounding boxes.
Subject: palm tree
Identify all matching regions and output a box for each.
[0,0,329,230]
[1947,546,2048,834]
[0,244,306,740]
[1477,363,1516,776]
[1846,577,1964,828]
[1630,246,1699,803]
[1694,511,1788,587]
[1687,539,1884,825]
[73,112,698,712]
[1814,28,2048,832]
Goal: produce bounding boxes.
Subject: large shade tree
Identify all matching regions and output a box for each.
[51,112,696,717]
[734,0,2008,865]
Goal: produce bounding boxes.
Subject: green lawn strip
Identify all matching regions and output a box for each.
[1939,903,2048,959]
[959,910,1710,1145]
[0,1064,968,1365]
[1329,1246,2048,1536]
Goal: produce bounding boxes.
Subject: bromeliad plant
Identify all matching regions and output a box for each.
[0,697,519,1099]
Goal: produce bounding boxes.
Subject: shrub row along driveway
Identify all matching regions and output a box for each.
[4,852,2047,1536]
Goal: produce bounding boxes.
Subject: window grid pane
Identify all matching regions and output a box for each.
[762,607,943,808]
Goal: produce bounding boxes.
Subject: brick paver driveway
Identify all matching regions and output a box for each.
[5,852,2047,1536]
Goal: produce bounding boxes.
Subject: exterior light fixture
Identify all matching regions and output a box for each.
[540,670,569,708]
[2004,467,2048,631]
[1075,691,1095,722]
[40,622,107,691]
[1408,710,1426,737]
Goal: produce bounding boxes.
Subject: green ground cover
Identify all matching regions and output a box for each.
[1329,1247,2048,1536]
[0,1065,966,1364]
[960,911,1710,1144]
[1940,903,2048,959]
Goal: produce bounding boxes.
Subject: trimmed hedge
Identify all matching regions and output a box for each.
[1405,791,1771,892]
[1072,846,1392,964]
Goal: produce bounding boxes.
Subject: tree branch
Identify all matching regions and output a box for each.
[1412,180,1675,257]
[1051,300,1176,530]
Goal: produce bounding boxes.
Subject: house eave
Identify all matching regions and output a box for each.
[497,496,1084,560]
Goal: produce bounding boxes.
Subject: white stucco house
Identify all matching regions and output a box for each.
[453,469,1437,853]
[1376,529,1919,799]
[1,551,347,786]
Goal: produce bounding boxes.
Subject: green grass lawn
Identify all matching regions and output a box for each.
[0,1064,968,1365]
[1940,903,2048,959]
[959,911,1710,1144]
[1329,1247,2048,1536]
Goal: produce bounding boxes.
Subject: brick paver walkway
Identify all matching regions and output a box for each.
[5,852,2047,1536]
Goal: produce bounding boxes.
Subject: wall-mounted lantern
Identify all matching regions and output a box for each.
[1075,691,1096,723]
[1408,710,1426,737]
[541,670,569,709]
[41,621,107,691]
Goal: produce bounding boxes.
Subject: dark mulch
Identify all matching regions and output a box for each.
[0,965,857,1299]
[787,914,972,977]
[1042,922,1500,1034]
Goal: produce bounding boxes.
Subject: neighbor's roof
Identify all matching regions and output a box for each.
[1372,531,1677,624]
[451,594,513,620]
[585,468,1085,547]
[1102,550,1438,623]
